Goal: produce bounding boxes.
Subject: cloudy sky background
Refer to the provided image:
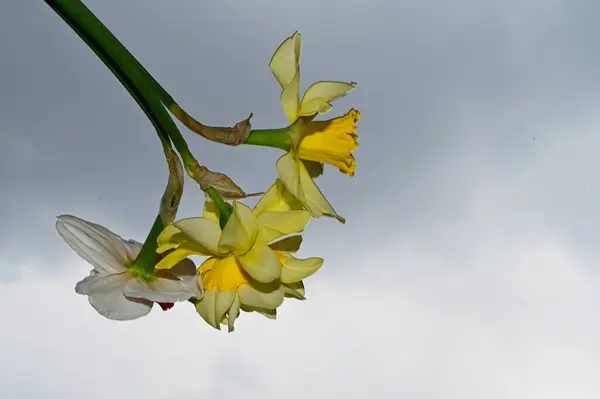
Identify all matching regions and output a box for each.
[2,0,600,397]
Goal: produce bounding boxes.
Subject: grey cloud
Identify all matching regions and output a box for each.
[2,0,600,396]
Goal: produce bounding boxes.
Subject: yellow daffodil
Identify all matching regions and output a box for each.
[269,31,360,222]
[56,215,201,321]
[155,180,323,331]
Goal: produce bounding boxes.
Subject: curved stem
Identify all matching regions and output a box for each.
[44,0,232,263]
[44,0,171,148]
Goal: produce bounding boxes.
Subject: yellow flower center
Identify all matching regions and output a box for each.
[199,256,248,292]
[199,253,288,292]
[296,109,360,176]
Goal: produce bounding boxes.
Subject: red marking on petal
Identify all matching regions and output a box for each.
[158,302,174,311]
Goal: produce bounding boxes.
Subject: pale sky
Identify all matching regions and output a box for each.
[2,0,600,398]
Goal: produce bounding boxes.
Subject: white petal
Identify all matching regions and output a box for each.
[75,271,128,296]
[124,257,199,302]
[170,259,203,299]
[88,288,153,321]
[122,276,195,303]
[56,215,131,274]
[123,240,143,261]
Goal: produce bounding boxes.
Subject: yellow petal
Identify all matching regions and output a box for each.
[255,308,277,319]
[238,285,285,310]
[269,33,302,123]
[302,160,324,178]
[236,244,281,283]
[203,197,220,224]
[269,31,302,88]
[296,109,360,176]
[228,293,241,332]
[200,256,249,292]
[281,255,323,284]
[299,81,357,116]
[156,224,186,254]
[218,202,258,254]
[283,281,306,299]
[195,289,219,329]
[276,152,305,202]
[173,218,222,254]
[154,246,199,270]
[253,179,304,216]
[268,235,303,253]
[256,210,310,243]
[281,72,301,123]
[276,152,345,223]
[215,291,236,327]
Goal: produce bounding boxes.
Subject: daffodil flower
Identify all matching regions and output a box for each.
[155,180,323,332]
[56,215,201,321]
[268,31,359,222]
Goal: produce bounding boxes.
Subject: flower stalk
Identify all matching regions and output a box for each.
[131,215,163,275]
[44,0,243,261]
[245,127,292,151]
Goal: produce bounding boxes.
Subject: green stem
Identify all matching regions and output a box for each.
[206,187,232,229]
[133,216,163,275]
[44,0,234,191]
[44,0,171,147]
[245,128,291,151]
[44,0,232,261]
[48,0,221,193]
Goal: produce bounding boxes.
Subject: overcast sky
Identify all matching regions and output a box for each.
[2,0,600,398]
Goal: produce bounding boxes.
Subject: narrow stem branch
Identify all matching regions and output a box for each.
[206,187,232,229]
[245,128,291,151]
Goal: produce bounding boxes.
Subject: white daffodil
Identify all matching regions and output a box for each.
[56,215,201,321]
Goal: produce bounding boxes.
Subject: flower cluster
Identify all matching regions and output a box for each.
[57,31,359,331]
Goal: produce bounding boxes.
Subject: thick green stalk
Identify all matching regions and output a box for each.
[245,128,291,151]
[44,0,199,159]
[44,0,233,261]
[133,216,163,275]
[44,0,220,191]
